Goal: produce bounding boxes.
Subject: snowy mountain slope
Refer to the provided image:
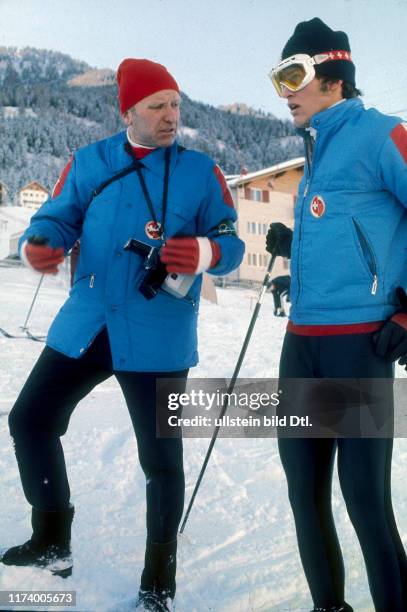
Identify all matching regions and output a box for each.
[0,267,405,612]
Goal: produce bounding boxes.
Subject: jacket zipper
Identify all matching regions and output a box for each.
[159,288,196,310]
[72,273,96,288]
[296,132,315,304]
[352,219,378,295]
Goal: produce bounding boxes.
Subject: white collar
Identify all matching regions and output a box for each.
[328,98,346,110]
[126,128,156,150]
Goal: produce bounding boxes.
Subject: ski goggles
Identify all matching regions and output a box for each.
[269,51,352,96]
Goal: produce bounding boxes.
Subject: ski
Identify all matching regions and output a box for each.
[25,330,47,342]
[0,327,26,339]
[0,327,46,342]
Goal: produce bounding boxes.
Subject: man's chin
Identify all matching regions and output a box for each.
[156,133,177,147]
[293,116,309,128]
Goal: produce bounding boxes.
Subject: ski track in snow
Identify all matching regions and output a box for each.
[0,268,405,612]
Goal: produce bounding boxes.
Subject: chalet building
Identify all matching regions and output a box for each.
[227,158,305,284]
[19,181,49,210]
[0,182,9,206]
[0,206,33,259]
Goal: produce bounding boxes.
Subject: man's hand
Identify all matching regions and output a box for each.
[161,237,221,274]
[266,223,293,258]
[374,287,407,369]
[23,236,65,274]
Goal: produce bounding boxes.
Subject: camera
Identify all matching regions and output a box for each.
[124,238,196,300]
[124,238,168,300]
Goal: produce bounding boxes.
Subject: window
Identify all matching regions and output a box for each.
[251,188,262,202]
[248,253,269,267]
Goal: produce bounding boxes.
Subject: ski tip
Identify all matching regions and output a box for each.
[51,565,73,578]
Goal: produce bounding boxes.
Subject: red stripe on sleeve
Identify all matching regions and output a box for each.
[390,123,407,163]
[213,165,234,208]
[52,157,73,198]
[209,239,221,268]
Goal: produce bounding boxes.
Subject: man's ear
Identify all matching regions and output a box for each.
[122,110,131,126]
[330,79,343,94]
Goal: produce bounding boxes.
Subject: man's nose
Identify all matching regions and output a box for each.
[163,106,178,123]
[280,84,293,99]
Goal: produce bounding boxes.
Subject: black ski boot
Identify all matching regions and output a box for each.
[135,539,177,611]
[1,505,74,578]
[310,605,353,612]
[135,589,173,611]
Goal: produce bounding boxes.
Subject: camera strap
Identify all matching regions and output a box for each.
[88,145,186,234]
[130,146,171,241]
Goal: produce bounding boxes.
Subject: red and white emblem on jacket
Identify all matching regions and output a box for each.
[145,220,162,239]
[310,195,326,218]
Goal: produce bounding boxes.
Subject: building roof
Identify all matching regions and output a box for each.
[19,181,49,193]
[227,157,305,187]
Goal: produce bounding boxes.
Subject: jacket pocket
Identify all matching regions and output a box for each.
[165,203,197,236]
[352,218,378,295]
[71,273,96,288]
[158,287,198,312]
[69,272,97,298]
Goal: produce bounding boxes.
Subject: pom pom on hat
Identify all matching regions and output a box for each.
[282,17,356,86]
[117,58,180,114]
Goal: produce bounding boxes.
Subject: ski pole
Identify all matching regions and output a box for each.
[21,274,45,331]
[179,251,277,533]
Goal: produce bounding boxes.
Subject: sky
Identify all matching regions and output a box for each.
[1,0,407,121]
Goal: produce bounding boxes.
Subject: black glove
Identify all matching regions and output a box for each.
[374,287,407,368]
[266,223,293,258]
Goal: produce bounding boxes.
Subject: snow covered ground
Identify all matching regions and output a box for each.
[0,266,406,612]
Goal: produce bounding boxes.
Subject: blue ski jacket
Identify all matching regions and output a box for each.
[19,132,245,371]
[290,98,407,325]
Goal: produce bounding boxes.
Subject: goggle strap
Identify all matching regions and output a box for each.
[313,51,353,64]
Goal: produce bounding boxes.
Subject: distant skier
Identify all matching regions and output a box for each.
[1,58,244,611]
[268,274,290,317]
[266,17,407,612]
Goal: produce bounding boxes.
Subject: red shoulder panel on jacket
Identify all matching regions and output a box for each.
[52,157,73,198]
[213,165,234,208]
[390,123,407,163]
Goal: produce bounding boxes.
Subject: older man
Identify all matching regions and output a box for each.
[1,58,244,611]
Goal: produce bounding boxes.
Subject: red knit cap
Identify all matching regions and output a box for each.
[117,58,180,114]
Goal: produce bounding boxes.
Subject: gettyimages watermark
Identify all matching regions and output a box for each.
[155,378,407,438]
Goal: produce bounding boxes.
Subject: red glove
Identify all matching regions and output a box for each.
[22,238,65,274]
[161,237,221,274]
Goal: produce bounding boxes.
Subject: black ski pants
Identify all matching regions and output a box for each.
[278,331,407,612]
[8,328,187,544]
